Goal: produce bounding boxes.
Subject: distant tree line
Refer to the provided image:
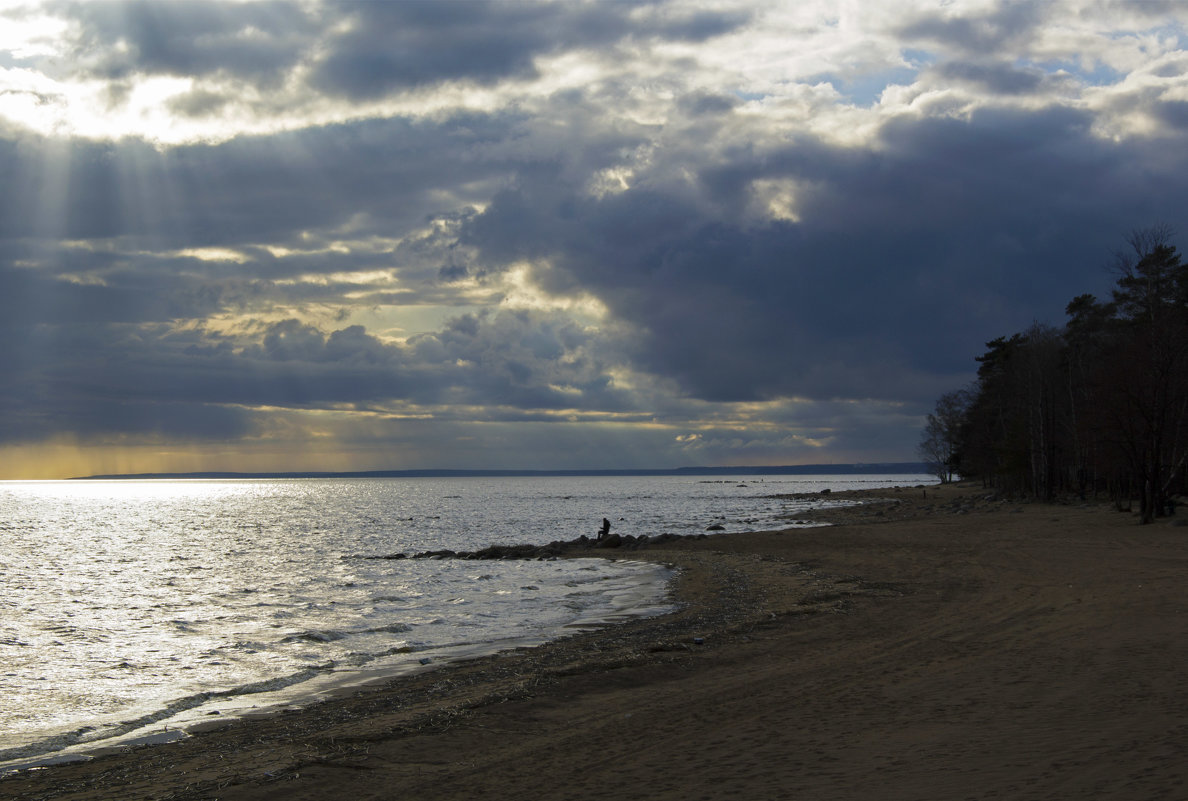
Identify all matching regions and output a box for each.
[920,226,1188,524]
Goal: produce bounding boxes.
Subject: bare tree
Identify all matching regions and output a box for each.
[918,389,971,483]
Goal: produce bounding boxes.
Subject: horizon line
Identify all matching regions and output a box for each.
[70,462,930,481]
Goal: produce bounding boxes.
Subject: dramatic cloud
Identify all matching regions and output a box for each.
[309,2,750,98]
[2,0,1188,477]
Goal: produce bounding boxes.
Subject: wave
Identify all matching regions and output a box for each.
[280,619,413,644]
[0,665,332,766]
[281,629,349,644]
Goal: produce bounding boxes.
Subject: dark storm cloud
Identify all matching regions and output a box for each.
[461,104,1188,406]
[678,92,741,117]
[0,91,656,258]
[0,390,255,444]
[0,299,634,444]
[0,241,382,327]
[0,258,226,327]
[932,61,1046,95]
[3,0,1187,471]
[211,309,631,414]
[1155,99,1188,131]
[52,0,316,83]
[6,83,1188,450]
[897,1,1045,56]
[46,0,749,100]
[310,1,750,99]
[0,113,526,247]
[0,317,255,443]
[167,88,233,118]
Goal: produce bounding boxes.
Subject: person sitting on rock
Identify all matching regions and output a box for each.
[598,518,611,540]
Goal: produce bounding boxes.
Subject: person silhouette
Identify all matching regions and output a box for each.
[598,517,610,540]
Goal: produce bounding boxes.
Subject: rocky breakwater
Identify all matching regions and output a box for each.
[361,531,716,562]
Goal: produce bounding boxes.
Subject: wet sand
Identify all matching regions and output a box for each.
[4,481,1188,800]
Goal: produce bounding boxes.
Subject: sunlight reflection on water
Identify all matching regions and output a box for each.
[0,473,931,770]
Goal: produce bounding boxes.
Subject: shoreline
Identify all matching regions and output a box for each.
[0,556,678,777]
[5,482,1188,800]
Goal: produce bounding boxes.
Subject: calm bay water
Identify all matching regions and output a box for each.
[0,473,930,771]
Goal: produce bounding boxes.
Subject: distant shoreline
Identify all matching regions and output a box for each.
[71,463,929,480]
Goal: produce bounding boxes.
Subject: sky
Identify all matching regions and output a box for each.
[2,0,1188,479]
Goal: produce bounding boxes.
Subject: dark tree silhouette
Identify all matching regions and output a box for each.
[1103,228,1188,521]
[918,388,971,483]
[935,227,1188,521]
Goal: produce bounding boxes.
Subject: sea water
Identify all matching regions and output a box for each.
[0,473,929,772]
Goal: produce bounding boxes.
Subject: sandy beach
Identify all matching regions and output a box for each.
[4,481,1188,800]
